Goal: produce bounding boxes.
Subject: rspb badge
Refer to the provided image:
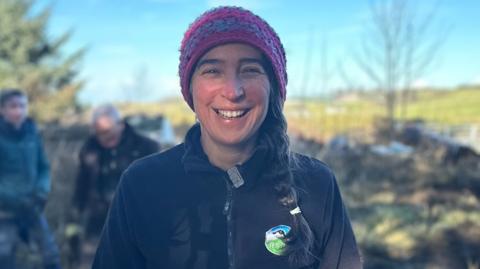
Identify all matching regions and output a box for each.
[265,225,291,256]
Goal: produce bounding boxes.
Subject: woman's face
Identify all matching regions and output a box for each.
[191,43,271,150]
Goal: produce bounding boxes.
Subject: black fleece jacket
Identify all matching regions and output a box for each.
[92,125,361,269]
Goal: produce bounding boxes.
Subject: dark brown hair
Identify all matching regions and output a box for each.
[258,68,315,267]
[0,88,26,107]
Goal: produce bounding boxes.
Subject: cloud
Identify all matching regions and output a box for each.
[150,74,181,99]
[471,75,480,85]
[412,79,430,89]
[78,69,181,105]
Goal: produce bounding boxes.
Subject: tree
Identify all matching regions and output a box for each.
[0,0,85,121]
[354,0,448,134]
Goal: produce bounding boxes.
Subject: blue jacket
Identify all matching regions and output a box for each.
[93,124,361,269]
[0,117,50,212]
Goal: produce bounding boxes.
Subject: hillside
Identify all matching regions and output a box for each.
[110,87,480,142]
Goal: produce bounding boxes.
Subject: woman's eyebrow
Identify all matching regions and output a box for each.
[195,57,265,70]
[239,58,264,65]
[196,58,222,69]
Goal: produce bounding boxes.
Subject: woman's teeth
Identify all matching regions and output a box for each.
[217,109,247,119]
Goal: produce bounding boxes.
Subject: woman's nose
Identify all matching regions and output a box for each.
[221,74,245,101]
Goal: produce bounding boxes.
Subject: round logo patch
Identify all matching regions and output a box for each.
[265,225,291,256]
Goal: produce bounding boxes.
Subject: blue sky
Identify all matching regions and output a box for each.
[34,0,480,104]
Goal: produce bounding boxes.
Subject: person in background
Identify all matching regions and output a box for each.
[0,89,62,269]
[93,6,361,269]
[72,104,159,238]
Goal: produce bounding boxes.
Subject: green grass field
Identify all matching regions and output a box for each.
[116,86,480,140]
[285,86,480,140]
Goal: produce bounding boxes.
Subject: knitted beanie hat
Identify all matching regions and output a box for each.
[179,6,287,110]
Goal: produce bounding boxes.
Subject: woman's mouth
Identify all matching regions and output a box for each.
[214,109,248,119]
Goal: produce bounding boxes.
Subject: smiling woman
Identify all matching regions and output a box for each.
[92,6,362,269]
[191,43,271,168]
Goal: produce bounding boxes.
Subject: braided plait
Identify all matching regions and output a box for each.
[258,79,315,267]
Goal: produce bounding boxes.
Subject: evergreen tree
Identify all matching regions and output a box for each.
[0,0,85,120]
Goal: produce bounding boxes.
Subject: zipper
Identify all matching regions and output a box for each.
[223,177,235,269]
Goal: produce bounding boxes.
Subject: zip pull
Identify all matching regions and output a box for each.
[226,166,244,188]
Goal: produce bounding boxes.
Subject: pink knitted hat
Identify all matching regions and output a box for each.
[179,6,287,110]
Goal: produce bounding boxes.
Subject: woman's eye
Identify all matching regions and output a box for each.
[242,66,264,74]
[201,68,220,75]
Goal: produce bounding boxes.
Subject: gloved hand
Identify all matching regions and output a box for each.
[65,222,84,239]
[64,208,86,240]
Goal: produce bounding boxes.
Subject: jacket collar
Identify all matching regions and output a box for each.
[0,117,35,140]
[182,124,269,190]
[118,121,136,146]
